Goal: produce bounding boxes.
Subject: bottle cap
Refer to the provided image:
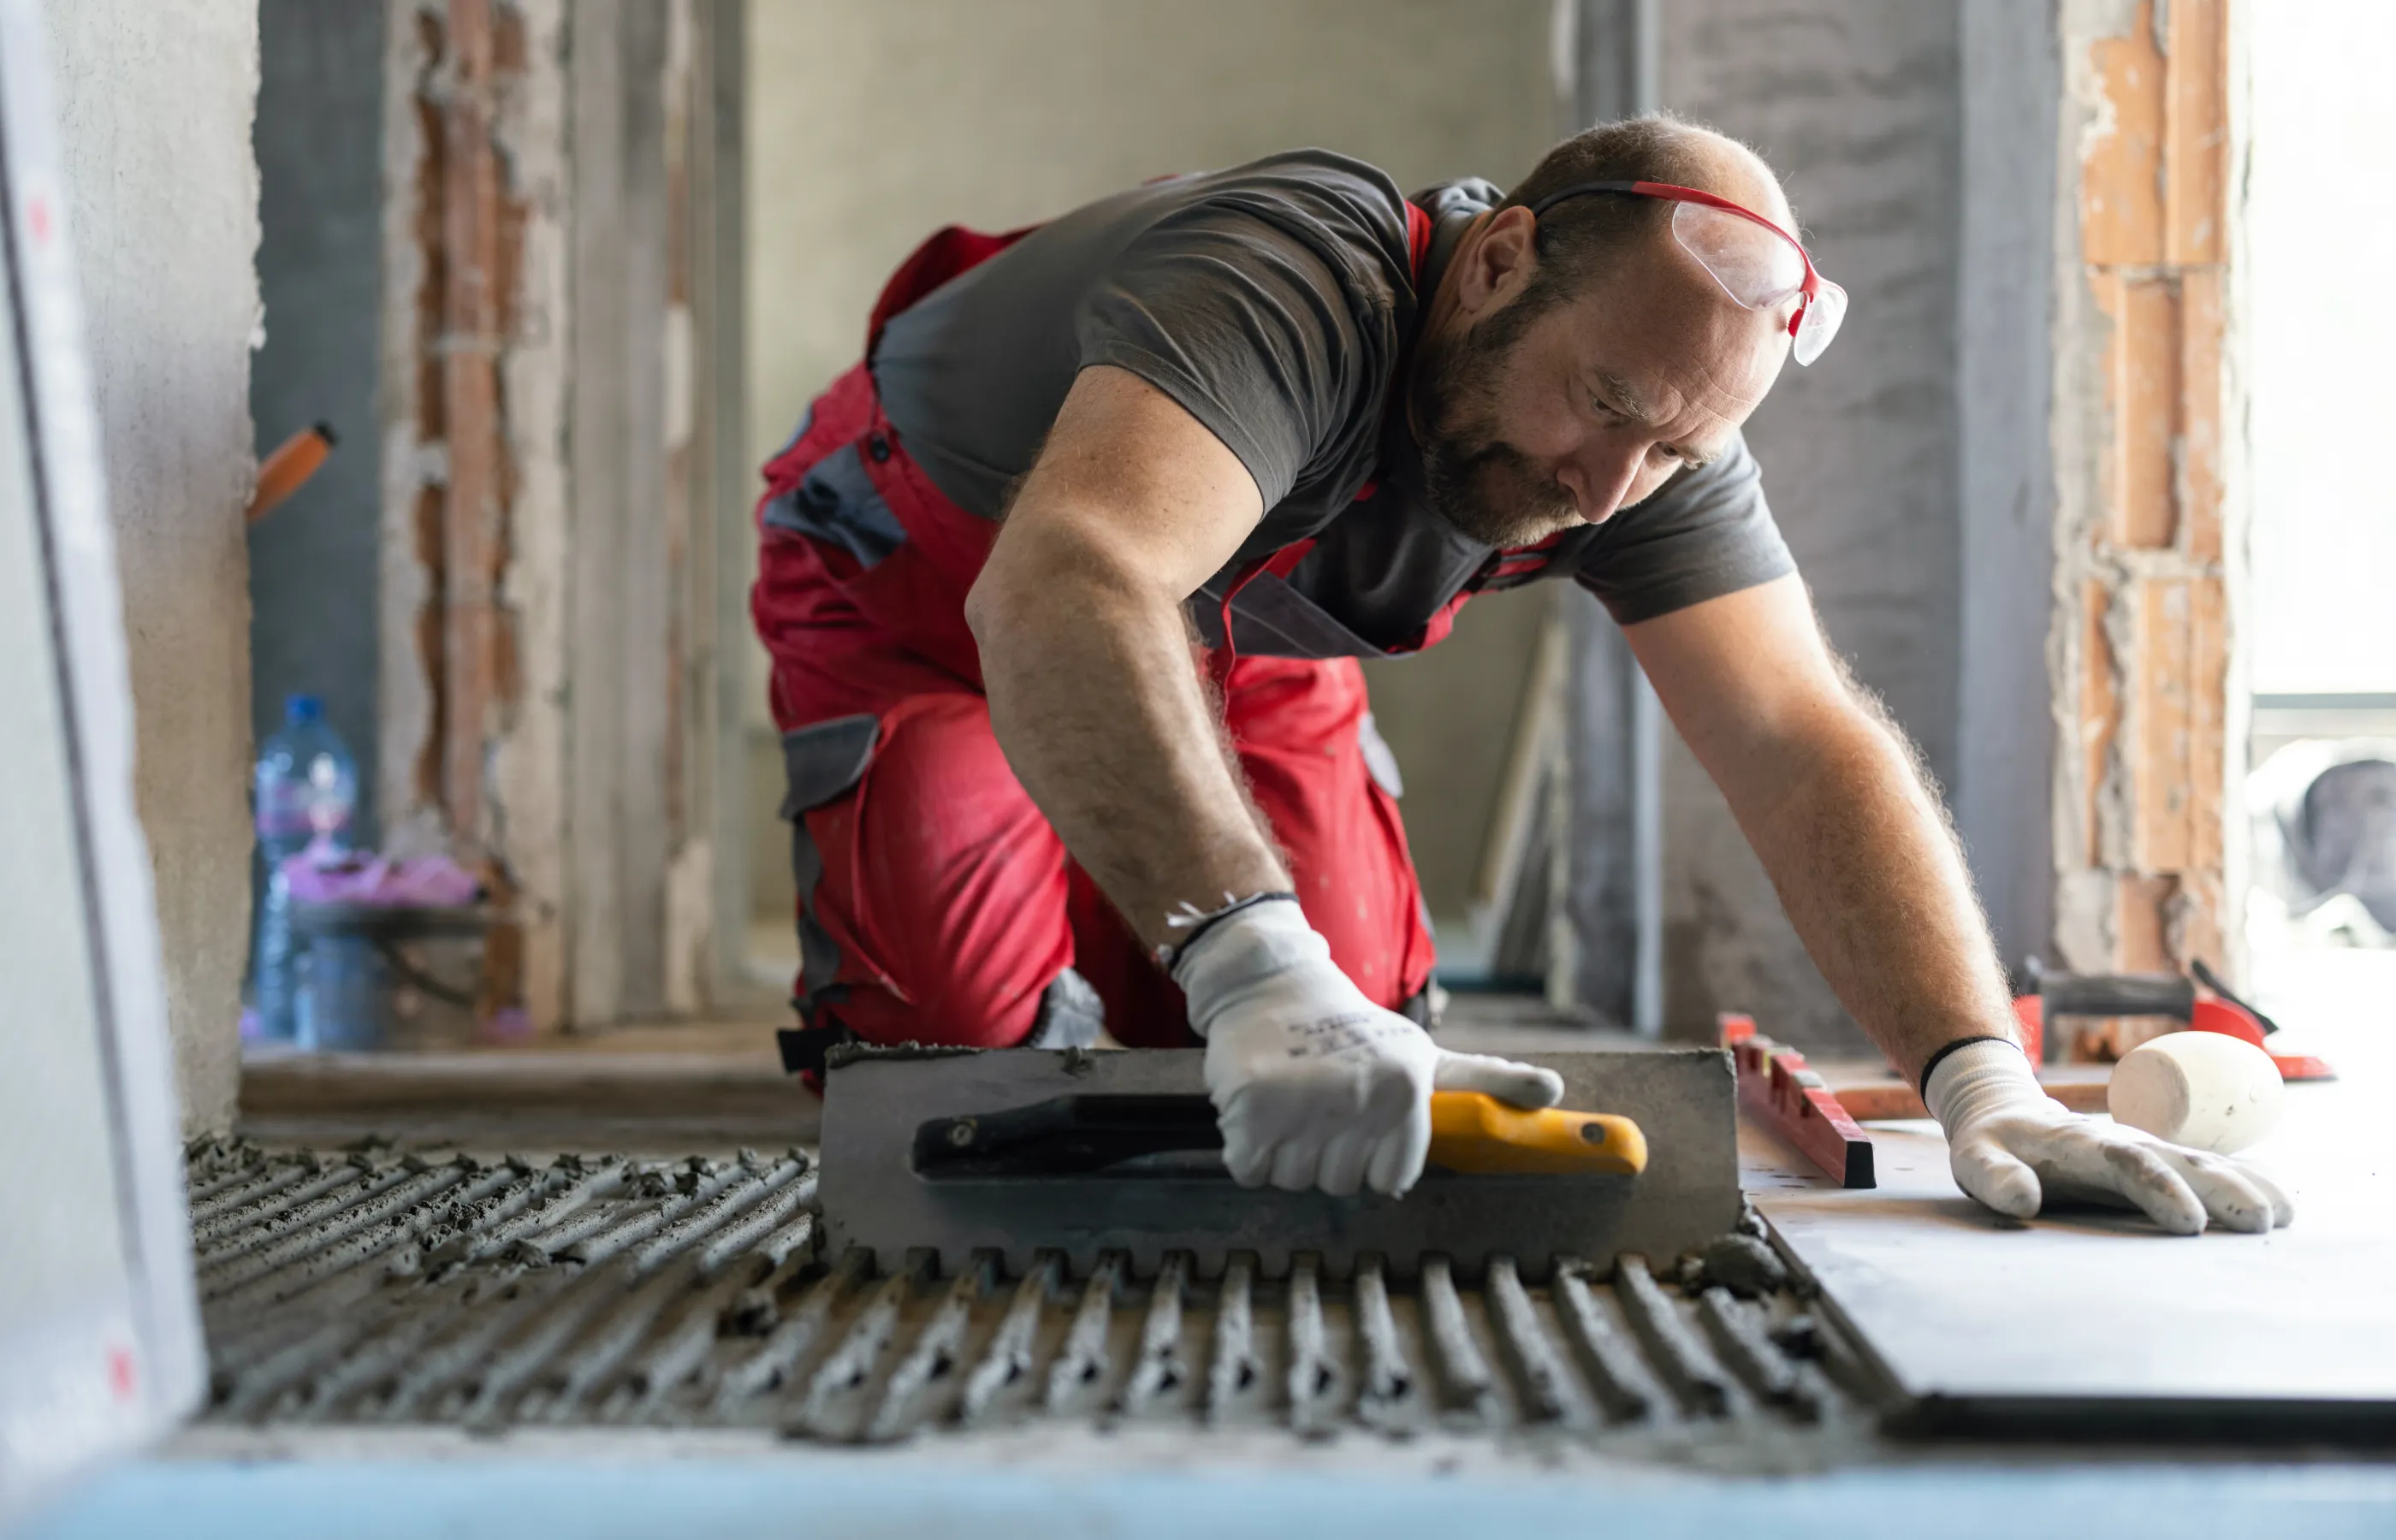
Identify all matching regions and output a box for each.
[286,694,323,725]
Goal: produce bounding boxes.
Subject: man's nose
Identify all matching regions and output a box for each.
[1557,443,1647,525]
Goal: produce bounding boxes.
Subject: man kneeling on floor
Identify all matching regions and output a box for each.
[751,115,2290,1237]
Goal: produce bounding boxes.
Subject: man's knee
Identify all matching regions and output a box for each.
[780,694,1072,1049]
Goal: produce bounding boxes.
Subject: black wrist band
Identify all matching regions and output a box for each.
[1159,891,1300,971]
[1918,1034,2025,1097]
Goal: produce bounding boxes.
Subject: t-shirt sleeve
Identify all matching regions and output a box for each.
[1074,205,1371,510]
[1570,430,1795,624]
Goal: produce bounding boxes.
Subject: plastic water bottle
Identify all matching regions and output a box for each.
[249,695,358,1040]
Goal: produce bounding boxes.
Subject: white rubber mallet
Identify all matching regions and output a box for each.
[2108,1031,2286,1153]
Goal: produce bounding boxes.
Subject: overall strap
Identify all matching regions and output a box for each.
[1403,197,1433,281]
[865,222,1041,354]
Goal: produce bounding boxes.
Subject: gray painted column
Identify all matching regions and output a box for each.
[698,0,763,1004]
[1557,0,1664,1033]
[568,0,674,1022]
[247,0,385,842]
[1954,0,2060,980]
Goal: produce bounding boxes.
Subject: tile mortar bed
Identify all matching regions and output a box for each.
[187,1135,1889,1454]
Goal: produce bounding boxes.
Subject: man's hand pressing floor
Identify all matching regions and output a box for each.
[1925,1039,2296,1234]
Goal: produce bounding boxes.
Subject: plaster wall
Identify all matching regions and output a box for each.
[47,0,263,1132]
[1655,0,1965,1050]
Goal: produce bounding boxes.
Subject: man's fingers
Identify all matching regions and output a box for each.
[1366,1100,1433,1197]
[2093,1139,2206,1235]
[2159,1149,2286,1235]
[1215,1096,1273,1188]
[1432,1051,1564,1110]
[1951,1136,2043,1220]
[2243,1164,2297,1229]
[1223,1134,1272,1188]
[1315,1129,1373,1198]
[1267,1138,1321,1194]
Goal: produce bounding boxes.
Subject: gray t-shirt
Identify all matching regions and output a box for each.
[872,149,1792,657]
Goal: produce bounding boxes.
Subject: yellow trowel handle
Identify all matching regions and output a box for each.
[1426,1091,1648,1176]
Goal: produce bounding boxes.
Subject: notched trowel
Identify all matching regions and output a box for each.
[817,1044,1743,1282]
[910,1087,1647,1180]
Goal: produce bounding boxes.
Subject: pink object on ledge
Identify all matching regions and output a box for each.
[282,847,482,909]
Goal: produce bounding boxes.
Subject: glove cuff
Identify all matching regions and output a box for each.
[1923,1036,2039,1130]
[1169,897,1330,1034]
[1154,890,1298,971]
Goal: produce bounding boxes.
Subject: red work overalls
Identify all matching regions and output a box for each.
[750,213,1438,1057]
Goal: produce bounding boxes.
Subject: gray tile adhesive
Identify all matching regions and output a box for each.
[187,1137,1889,1442]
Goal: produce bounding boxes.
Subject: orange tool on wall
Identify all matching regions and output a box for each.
[246,422,336,524]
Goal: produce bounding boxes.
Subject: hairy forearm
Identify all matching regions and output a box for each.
[969,548,1286,953]
[1723,702,2017,1081]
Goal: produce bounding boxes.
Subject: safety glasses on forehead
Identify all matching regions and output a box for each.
[1527,180,1848,367]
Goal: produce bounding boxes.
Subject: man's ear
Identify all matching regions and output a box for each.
[1457,205,1539,315]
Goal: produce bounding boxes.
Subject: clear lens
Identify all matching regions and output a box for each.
[1669,200,1806,310]
[1792,279,1848,367]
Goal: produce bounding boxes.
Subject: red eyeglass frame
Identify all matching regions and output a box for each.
[1524,179,1841,362]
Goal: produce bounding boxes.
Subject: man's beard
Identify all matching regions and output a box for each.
[1408,302,1581,548]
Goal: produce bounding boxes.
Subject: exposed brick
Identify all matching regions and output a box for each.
[412,601,446,808]
[2186,577,2226,873]
[2081,578,2118,868]
[2108,273,2182,551]
[2164,0,2229,266]
[490,0,528,73]
[2165,869,2227,969]
[2132,576,2194,872]
[2114,872,2175,973]
[2178,266,2225,560]
[2083,1,2167,267]
[2056,0,2237,984]
[2132,574,2227,874]
[440,0,506,850]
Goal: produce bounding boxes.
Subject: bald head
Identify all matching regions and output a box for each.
[1498,114,1796,306]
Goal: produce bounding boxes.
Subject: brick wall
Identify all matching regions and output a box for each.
[2052,0,2241,1051]
[379,0,730,1030]
[378,0,568,1024]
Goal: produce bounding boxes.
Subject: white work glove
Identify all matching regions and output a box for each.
[1171,897,1563,1197]
[1925,1040,2294,1235]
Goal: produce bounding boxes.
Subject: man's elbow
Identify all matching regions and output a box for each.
[965,524,1063,653]
[964,560,1024,654]
[968,523,1177,655]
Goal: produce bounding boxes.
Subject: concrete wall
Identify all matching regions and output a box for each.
[48,0,262,1132]
[742,0,1562,935]
[248,0,384,840]
[1656,1,1965,1049]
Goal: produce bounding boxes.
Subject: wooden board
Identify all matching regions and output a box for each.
[1750,1055,2396,1434]
[1808,1060,2114,1121]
